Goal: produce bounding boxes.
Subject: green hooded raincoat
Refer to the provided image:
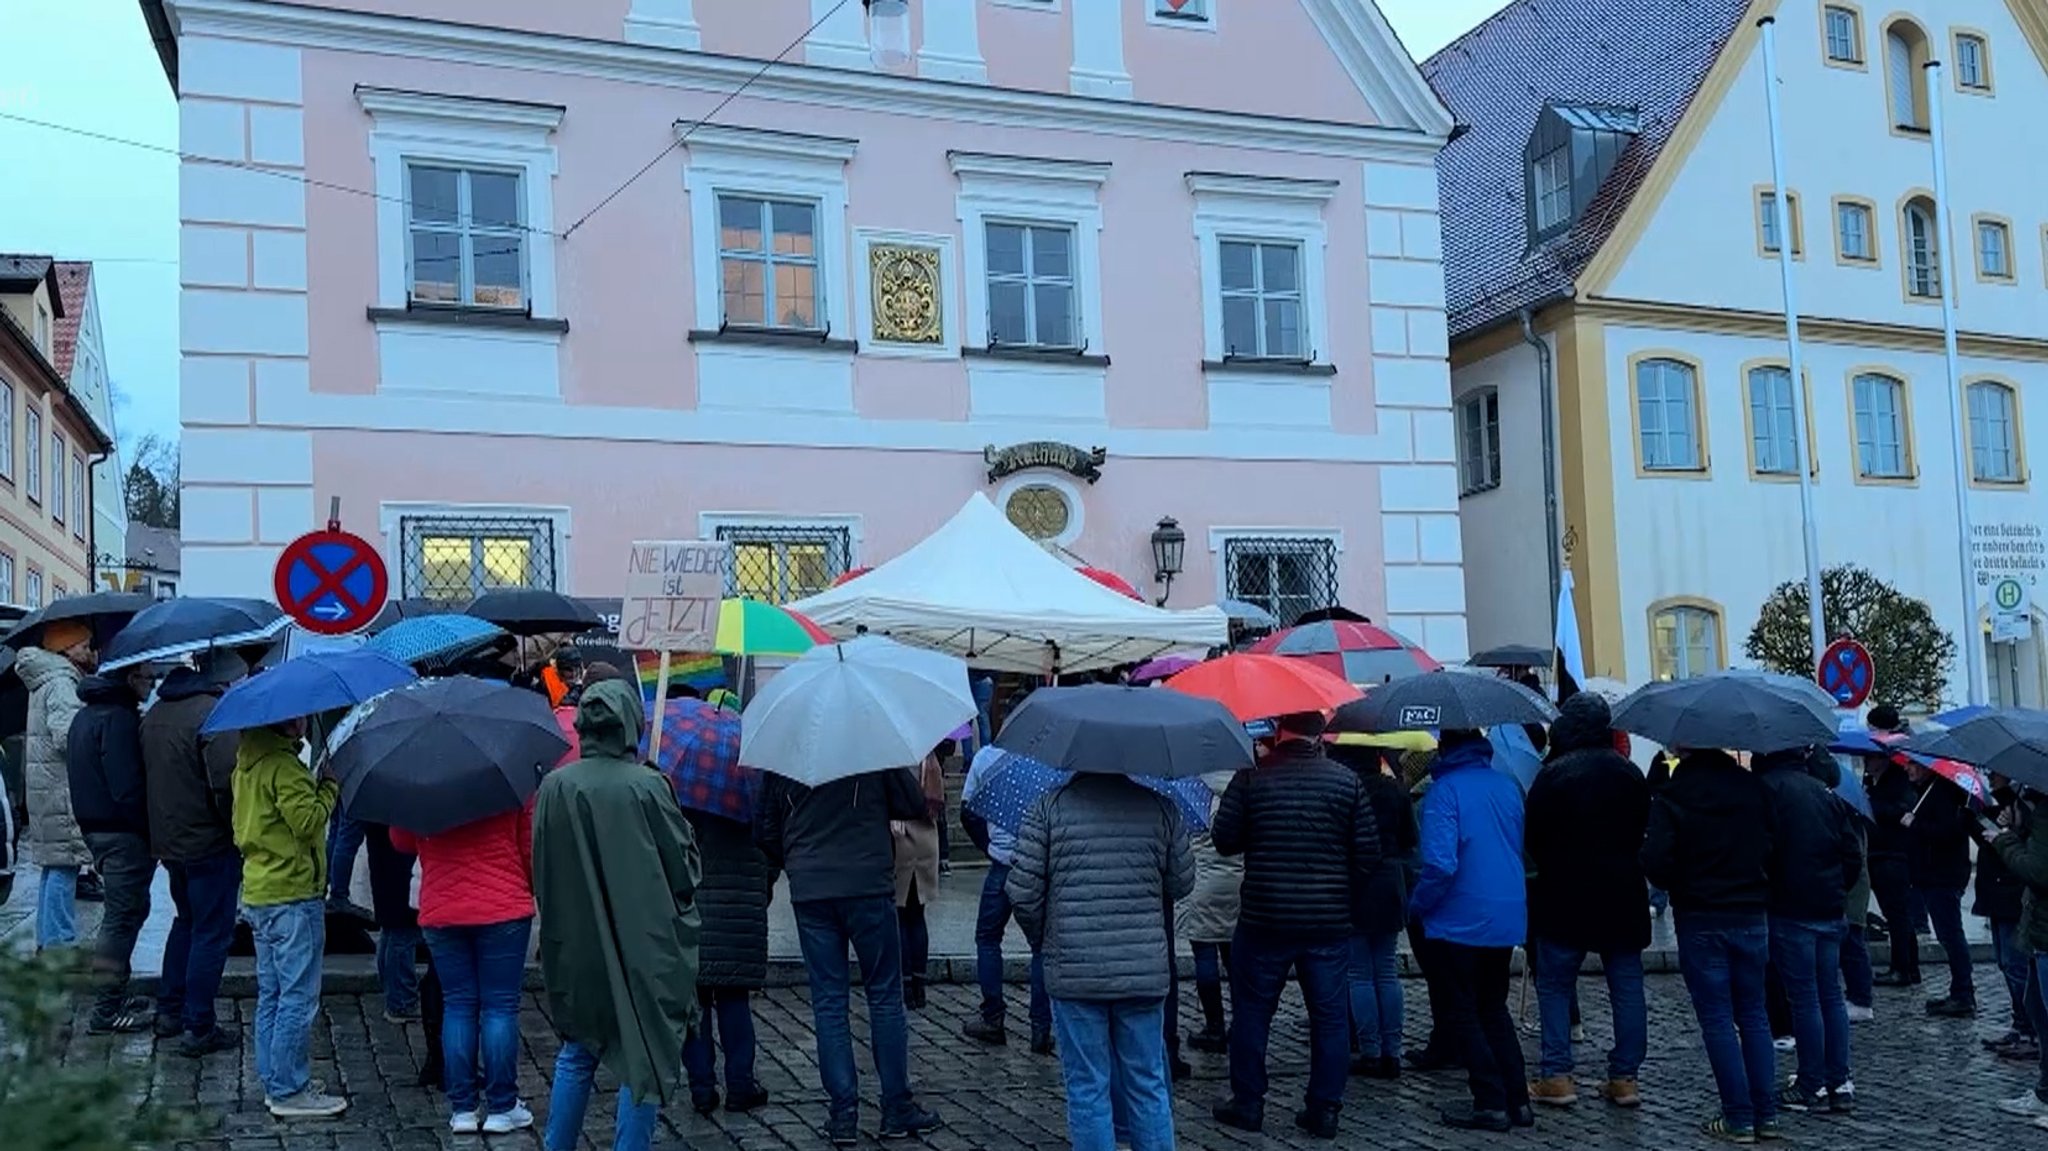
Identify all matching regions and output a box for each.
[532,679,702,1103]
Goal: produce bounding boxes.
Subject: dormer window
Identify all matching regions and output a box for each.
[1523,102,1640,248]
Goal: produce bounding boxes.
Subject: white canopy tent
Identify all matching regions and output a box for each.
[789,494,1228,674]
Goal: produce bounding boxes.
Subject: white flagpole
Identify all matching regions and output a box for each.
[1925,58,1988,705]
[1758,17,1829,672]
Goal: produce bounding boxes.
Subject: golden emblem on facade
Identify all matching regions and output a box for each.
[869,244,943,344]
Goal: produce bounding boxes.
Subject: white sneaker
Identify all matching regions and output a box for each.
[267,1090,349,1119]
[483,1102,535,1134]
[1999,1090,2048,1118]
[450,1111,481,1135]
[1845,1004,1875,1022]
[1773,1036,1796,1052]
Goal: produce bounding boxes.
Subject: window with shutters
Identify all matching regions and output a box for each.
[1756,189,1804,257]
[1884,21,1932,131]
[1954,31,1992,92]
[1822,4,1865,65]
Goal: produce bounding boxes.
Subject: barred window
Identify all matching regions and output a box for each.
[1222,536,1338,628]
[714,523,852,605]
[399,514,557,601]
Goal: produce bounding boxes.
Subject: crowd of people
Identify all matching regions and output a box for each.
[13,606,2048,1149]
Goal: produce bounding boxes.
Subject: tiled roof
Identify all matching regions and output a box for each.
[51,261,90,380]
[1422,0,1748,339]
[0,254,60,310]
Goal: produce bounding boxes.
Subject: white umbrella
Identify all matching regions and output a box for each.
[739,635,974,786]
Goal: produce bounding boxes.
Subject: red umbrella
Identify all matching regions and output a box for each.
[831,567,873,587]
[1164,654,1361,722]
[1076,567,1143,600]
[1249,620,1441,685]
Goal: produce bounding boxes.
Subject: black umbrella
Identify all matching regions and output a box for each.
[1333,670,1556,733]
[465,590,604,637]
[994,684,1253,779]
[98,597,288,672]
[327,676,569,836]
[1291,605,1371,626]
[1611,669,1838,755]
[2,592,154,651]
[1468,644,1551,670]
[1901,709,2048,793]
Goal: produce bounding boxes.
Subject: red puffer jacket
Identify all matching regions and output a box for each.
[389,805,535,929]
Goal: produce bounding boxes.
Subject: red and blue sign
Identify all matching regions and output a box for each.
[273,529,389,636]
[1817,637,1876,709]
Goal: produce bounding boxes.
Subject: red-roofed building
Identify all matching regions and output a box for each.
[45,262,128,586]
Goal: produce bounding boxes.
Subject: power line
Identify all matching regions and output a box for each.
[562,0,853,238]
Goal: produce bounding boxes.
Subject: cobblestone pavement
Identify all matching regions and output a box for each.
[81,962,2040,1151]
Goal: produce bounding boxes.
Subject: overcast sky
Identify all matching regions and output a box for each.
[0,0,1506,450]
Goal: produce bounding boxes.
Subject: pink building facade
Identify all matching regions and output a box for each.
[147,0,1469,656]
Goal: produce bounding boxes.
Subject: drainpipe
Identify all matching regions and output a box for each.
[1520,309,1562,633]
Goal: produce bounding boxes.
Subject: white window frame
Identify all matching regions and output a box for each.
[1956,32,1990,90]
[683,125,855,338]
[0,379,13,482]
[983,220,1080,349]
[1905,199,1941,298]
[359,88,564,318]
[1531,144,1571,234]
[697,511,864,604]
[378,500,572,599]
[49,431,64,526]
[953,152,1108,355]
[402,162,532,311]
[1635,358,1702,471]
[1968,381,2021,483]
[22,407,39,503]
[716,194,826,333]
[32,302,50,353]
[25,570,42,610]
[1207,527,1343,624]
[1836,200,1876,262]
[1823,5,1862,62]
[1149,0,1215,30]
[0,553,12,604]
[1457,389,1501,495]
[1187,173,1334,367]
[1977,218,2014,281]
[1652,605,1724,681]
[153,578,178,600]
[1852,373,1911,478]
[69,453,84,541]
[1747,365,1801,475]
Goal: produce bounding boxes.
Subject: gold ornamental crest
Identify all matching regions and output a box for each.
[870,244,943,344]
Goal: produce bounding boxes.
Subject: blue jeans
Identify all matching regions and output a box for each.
[425,918,533,1116]
[682,987,760,1098]
[36,863,78,949]
[1841,924,1874,1009]
[545,1041,657,1151]
[1228,928,1350,1112]
[793,895,915,1123]
[1919,885,1975,1003]
[325,814,364,904]
[379,924,423,1016]
[1052,998,1176,1151]
[1534,937,1646,1079]
[1993,918,2033,1034]
[1676,913,1776,1131]
[157,850,242,1037]
[247,898,327,1102]
[1347,931,1403,1061]
[975,863,1050,1032]
[1769,918,1850,1095]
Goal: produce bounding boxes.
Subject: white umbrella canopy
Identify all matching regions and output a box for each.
[738,635,975,787]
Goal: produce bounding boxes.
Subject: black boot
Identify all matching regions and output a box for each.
[1189,983,1227,1052]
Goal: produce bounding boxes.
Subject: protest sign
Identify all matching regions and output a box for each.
[621,540,731,653]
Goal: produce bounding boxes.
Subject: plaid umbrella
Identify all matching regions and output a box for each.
[1249,620,1442,684]
[963,749,1214,834]
[646,696,758,822]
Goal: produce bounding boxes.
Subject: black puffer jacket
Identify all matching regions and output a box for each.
[754,768,925,904]
[1976,788,2026,921]
[1907,774,1975,891]
[1213,740,1380,942]
[1866,760,1916,862]
[687,810,771,989]
[1007,774,1194,1001]
[66,675,148,837]
[1754,748,1860,922]
[1327,745,1418,936]
[1527,694,1651,953]
[1641,750,1776,917]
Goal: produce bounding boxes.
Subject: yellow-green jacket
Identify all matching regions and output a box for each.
[232,727,338,907]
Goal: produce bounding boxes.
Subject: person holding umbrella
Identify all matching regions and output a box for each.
[16,619,96,951]
[66,658,160,1034]
[960,744,1055,1054]
[1977,774,2037,1058]
[1903,757,1978,1017]
[1866,707,1924,989]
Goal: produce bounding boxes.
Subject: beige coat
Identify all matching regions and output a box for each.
[18,649,89,868]
[892,754,944,906]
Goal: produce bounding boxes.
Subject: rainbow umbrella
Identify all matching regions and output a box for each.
[714,598,834,656]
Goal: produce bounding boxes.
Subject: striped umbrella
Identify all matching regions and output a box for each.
[714,598,834,657]
[1249,620,1442,684]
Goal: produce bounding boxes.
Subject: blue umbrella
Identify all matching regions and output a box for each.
[366,614,509,671]
[1488,723,1543,791]
[202,650,417,734]
[98,597,288,672]
[1833,766,1875,822]
[963,749,1213,835]
[1932,704,1994,729]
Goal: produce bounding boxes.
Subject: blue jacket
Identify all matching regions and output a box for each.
[1410,739,1527,948]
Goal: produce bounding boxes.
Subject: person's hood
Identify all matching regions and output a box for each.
[237,725,303,766]
[13,646,82,693]
[76,674,140,709]
[1548,692,1614,755]
[1755,745,1834,785]
[156,665,226,704]
[573,678,645,761]
[1430,735,1495,779]
[1666,749,1755,811]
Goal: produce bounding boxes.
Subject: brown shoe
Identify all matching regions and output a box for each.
[1530,1075,1577,1107]
[1603,1078,1642,1108]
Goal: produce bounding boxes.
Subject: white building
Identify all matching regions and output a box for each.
[1429,0,2048,707]
[48,262,128,583]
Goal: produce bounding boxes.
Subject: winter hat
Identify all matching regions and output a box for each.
[1868,704,1903,732]
[38,619,90,655]
[1549,691,1614,754]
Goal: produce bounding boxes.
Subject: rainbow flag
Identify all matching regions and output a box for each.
[634,651,730,701]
